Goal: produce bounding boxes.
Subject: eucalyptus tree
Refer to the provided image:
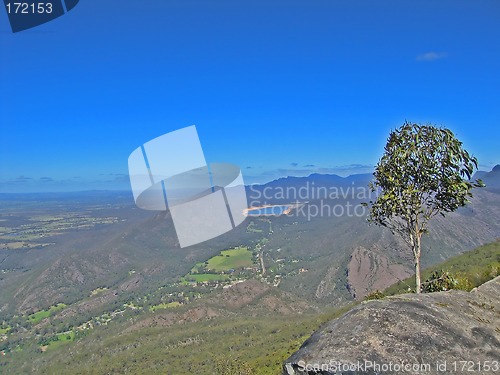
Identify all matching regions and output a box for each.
[365,122,483,292]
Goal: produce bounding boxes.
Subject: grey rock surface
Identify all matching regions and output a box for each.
[284,277,500,374]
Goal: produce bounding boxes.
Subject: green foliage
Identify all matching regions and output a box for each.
[184,273,230,282]
[27,303,67,324]
[452,274,474,291]
[366,122,483,292]
[14,313,339,374]
[1,290,355,375]
[422,270,478,293]
[205,247,254,272]
[214,355,253,375]
[149,301,181,312]
[182,247,254,283]
[421,270,458,293]
[247,221,264,233]
[37,331,75,349]
[364,290,385,300]
[0,325,11,335]
[384,240,500,295]
[368,122,483,227]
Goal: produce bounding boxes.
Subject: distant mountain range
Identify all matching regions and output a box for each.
[1,163,499,375]
[474,164,500,190]
[251,163,500,197]
[247,164,500,207]
[2,165,499,313]
[245,165,500,301]
[246,173,373,206]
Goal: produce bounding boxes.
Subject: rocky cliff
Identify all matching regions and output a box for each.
[284,276,500,374]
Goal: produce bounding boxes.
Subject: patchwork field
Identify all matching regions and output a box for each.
[205,247,254,272]
[182,246,256,284]
[27,304,67,324]
[0,204,121,251]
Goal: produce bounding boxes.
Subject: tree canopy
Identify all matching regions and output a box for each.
[366,122,484,292]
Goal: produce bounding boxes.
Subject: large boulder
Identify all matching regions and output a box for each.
[284,277,500,374]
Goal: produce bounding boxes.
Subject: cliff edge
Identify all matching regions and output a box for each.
[284,276,500,374]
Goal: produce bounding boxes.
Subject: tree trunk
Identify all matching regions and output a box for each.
[414,233,422,293]
[415,254,421,293]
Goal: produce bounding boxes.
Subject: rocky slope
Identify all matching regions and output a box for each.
[346,246,411,300]
[284,276,500,374]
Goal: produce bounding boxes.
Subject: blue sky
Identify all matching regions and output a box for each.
[1,0,499,192]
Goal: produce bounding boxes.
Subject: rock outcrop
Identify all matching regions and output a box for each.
[346,247,411,300]
[284,277,500,374]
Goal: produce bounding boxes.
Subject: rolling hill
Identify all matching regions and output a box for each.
[0,167,499,374]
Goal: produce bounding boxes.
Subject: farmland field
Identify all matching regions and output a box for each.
[27,304,67,324]
[205,247,254,272]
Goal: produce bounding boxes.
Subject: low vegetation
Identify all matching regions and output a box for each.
[40,331,76,352]
[149,301,181,312]
[384,240,500,296]
[1,236,499,374]
[182,246,255,284]
[8,307,353,375]
[205,247,254,272]
[27,304,67,324]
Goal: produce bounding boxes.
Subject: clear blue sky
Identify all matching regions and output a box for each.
[1,0,499,192]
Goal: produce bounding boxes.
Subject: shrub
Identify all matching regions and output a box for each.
[214,355,253,375]
[365,290,385,300]
[479,265,500,285]
[452,274,474,291]
[421,270,457,293]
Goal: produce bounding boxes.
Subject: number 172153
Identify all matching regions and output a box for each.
[5,2,53,14]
